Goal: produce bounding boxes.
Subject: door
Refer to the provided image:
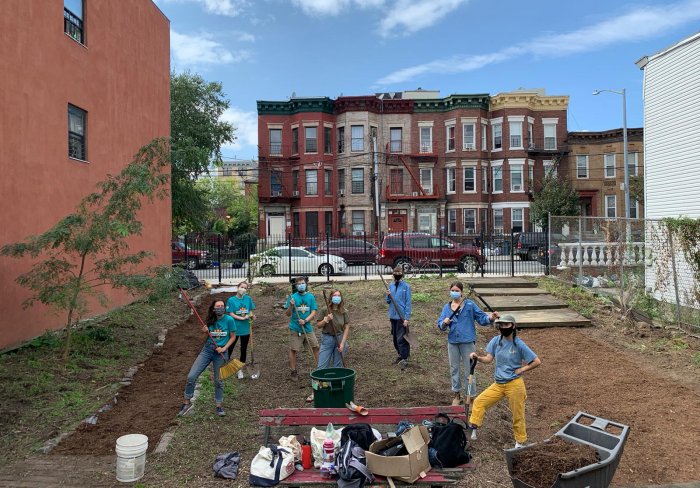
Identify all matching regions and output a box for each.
[267,215,285,239]
[389,214,407,233]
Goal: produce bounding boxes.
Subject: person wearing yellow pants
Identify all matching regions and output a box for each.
[468,315,541,448]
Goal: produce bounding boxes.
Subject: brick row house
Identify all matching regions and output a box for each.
[257,89,569,241]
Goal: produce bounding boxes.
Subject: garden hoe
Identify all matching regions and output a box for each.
[468,284,495,313]
[291,301,319,363]
[179,288,244,380]
[378,272,418,349]
[322,290,346,368]
[465,357,478,441]
[246,318,260,379]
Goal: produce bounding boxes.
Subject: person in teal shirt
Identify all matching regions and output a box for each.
[226,281,256,379]
[179,299,236,417]
[284,276,319,379]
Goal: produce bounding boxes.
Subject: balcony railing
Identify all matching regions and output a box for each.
[64,8,83,44]
[557,242,644,268]
[386,182,440,200]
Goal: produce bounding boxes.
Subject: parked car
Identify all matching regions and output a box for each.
[172,241,210,270]
[249,246,347,277]
[376,233,486,273]
[514,232,548,261]
[538,244,562,267]
[316,238,379,265]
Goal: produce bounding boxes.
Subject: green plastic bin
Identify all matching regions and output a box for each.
[310,368,355,408]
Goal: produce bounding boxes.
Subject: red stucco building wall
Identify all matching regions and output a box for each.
[0,1,171,349]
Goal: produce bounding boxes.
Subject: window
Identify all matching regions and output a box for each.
[528,164,534,189]
[543,124,556,150]
[420,168,433,194]
[604,153,616,178]
[463,167,475,192]
[351,125,364,152]
[339,210,346,232]
[64,0,84,44]
[482,165,488,193]
[463,123,476,149]
[271,171,282,195]
[494,209,503,232]
[325,211,333,235]
[447,125,455,152]
[492,166,503,192]
[420,127,432,153]
[305,169,318,195]
[481,122,487,151]
[293,212,300,238]
[306,212,319,237]
[446,167,456,193]
[464,209,476,233]
[492,123,502,150]
[305,126,317,153]
[292,170,299,192]
[390,127,402,153]
[337,127,345,153]
[576,155,589,179]
[605,195,616,218]
[269,129,282,155]
[324,127,332,154]
[324,170,332,195]
[351,168,364,193]
[417,211,435,233]
[510,165,523,192]
[544,160,557,178]
[511,208,524,232]
[448,209,457,234]
[627,152,638,176]
[292,127,299,154]
[528,121,534,148]
[68,104,86,160]
[352,210,365,235]
[630,199,639,219]
[337,168,345,193]
[390,168,404,194]
[509,121,523,148]
[410,236,431,248]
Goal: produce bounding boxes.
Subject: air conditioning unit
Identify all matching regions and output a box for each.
[272,191,282,197]
[292,190,300,197]
[412,191,419,196]
[339,190,345,197]
[464,144,475,151]
[528,143,536,150]
[512,185,522,191]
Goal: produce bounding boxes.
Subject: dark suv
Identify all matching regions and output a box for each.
[514,232,548,261]
[376,233,486,272]
[316,238,379,265]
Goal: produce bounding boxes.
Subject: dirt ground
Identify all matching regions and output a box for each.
[23,279,700,486]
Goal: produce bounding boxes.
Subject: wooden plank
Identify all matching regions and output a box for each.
[484,295,567,311]
[467,278,537,289]
[473,288,546,296]
[259,406,466,427]
[279,465,475,487]
[498,309,592,328]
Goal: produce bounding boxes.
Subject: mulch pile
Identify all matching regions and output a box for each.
[510,437,599,488]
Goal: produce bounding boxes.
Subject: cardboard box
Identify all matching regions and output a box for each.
[365,425,431,483]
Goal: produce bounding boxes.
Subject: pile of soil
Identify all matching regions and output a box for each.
[510,437,599,488]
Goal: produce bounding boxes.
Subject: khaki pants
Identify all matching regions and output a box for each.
[469,377,528,443]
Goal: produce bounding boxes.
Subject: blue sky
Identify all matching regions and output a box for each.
[155,0,700,161]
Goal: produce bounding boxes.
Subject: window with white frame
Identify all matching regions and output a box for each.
[351,125,364,152]
[304,126,317,153]
[68,104,87,160]
[338,168,345,193]
[605,195,616,217]
[510,165,523,192]
[464,209,476,233]
[627,152,638,176]
[337,126,345,153]
[447,125,455,152]
[352,210,365,235]
[492,166,503,192]
[463,166,475,192]
[420,127,432,153]
[481,122,487,151]
[482,165,488,193]
[420,168,433,194]
[543,160,557,178]
[305,169,318,195]
[509,121,523,148]
[351,168,364,193]
[324,126,332,154]
[446,167,456,193]
[576,155,589,179]
[447,209,457,234]
[604,153,616,178]
[493,209,503,232]
[543,123,556,150]
[269,128,282,155]
[390,127,402,153]
[324,169,332,195]
[463,123,475,149]
[528,120,534,148]
[528,164,534,188]
[493,123,502,150]
[292,127,299,154]
[511,208,524,232]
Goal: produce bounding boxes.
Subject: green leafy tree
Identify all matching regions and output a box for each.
[171,71,235,230]
[530,171,581,228]
[1,140,171,360]
[227,185,258,236]
[629,175,644,205]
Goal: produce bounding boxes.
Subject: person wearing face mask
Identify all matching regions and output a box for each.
[226,281,256,379]
[179,299,236,417]
[437,281,499,406]
[316,289,350,369]
[385,266,412,370]
[284,276,319,380]
[468,315,541,448]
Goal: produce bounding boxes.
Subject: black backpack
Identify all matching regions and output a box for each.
[340,423,376,451]
[337,438,374,488]
[428,415,471,468]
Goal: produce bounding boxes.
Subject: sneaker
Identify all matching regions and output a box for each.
[451,392,463,406]
[514,442,526,449]
[290,369,298,380]
[399,359,408,370]
[468,424,477,440]
[178,403,193,416]
[216,406,226,417]
[393,356,403,364]
[237,370,244,380]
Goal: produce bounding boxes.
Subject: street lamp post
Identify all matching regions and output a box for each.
[593,88,630,219]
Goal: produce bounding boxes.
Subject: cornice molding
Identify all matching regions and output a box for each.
[257,98,335,115]
[490,93,569,111]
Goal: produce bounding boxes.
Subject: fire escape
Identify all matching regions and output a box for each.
[384,142,441,202]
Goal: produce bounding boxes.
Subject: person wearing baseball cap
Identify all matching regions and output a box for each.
[468,314,541,448]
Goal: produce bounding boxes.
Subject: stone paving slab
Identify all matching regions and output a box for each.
[496,308,591,328]
[481,294,568,311]
[473,287,547,296]
[465,277,538,288]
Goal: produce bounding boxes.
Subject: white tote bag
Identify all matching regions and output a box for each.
[249,446,295,486]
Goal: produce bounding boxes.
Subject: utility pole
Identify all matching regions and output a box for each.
[373,135,380,235]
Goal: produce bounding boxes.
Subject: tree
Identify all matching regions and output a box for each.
[227,185,258,236]
[171,72,235,230]
[1,139,171,360]
[629,175,644,205]
[529,171,581,228]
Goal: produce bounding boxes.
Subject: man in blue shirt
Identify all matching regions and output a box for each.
[385,266,412,370]
[284,276,319,379]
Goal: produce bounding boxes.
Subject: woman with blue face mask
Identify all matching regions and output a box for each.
[436,281,499,408]
[315,289,350,372]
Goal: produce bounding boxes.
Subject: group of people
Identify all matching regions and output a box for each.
[178,269,541,447]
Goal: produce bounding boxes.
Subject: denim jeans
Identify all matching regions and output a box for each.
[185,341,228,404]
[447,341,476,395]
[390,319,410,360]
[317,333,346,369]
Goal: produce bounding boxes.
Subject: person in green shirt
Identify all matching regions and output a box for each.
[226,281,256,379]
[284,276,319,379]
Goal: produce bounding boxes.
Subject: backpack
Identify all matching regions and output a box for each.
[340,423,376,451]
[212,451,241,479]
[428,416,471,468]
[336,438,374,488]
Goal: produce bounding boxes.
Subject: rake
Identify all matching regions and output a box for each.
[180,288,244,380]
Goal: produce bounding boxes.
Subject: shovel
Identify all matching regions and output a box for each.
[378,273,418,349]
[468,284,495,313]
[246,319,260,379]
[465,357,478,440]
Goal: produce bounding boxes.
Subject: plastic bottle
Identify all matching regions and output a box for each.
[323,438,335,465]
[301,444,312,470]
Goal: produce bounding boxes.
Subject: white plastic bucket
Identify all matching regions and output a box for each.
[115,434,148,483]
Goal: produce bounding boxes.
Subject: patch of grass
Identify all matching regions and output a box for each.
[693,352,700,366]
[533,277,607,318]
[412,292,432,303]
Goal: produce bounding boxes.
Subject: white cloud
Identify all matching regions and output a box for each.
[221,108,258,151]
[378,0,467,37]
[171,30,251,68]
[234,31,256,42]
[163,0,247,16]
[376,0,700,85]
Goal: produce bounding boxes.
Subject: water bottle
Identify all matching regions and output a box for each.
[322,438,335,465]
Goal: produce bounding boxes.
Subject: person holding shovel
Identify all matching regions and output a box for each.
[468,315,541,448]
[316,289,350,369]
[284,276,319,380]
[436,281,499,406]
[226,281,256,379]
[179,299,236,417]
[385,266,412,370]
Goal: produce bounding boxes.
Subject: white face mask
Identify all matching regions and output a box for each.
[238,288,248,296]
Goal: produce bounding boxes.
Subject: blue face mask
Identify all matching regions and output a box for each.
[296,283,307,292]
[331,296,342,305]
[450,291,461,300]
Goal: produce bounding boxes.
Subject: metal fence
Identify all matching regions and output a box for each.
[548,215,700,333]
[172,229,547,283]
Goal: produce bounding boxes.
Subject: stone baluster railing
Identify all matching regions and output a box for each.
[557,242,644,267]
